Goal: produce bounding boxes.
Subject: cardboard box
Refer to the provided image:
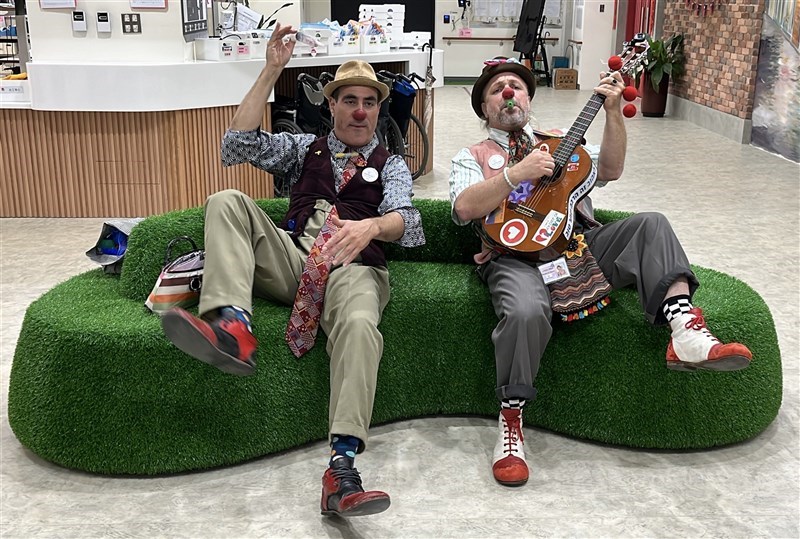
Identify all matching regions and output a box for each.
[553,68,578,90]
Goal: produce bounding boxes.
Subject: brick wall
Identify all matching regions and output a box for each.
[663,0,765,119]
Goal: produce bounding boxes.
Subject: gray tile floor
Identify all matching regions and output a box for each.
[1,86,799,538]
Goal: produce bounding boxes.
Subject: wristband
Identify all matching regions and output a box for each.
[503,167,517,190]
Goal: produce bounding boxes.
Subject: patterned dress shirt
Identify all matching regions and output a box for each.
[221,129,425,247]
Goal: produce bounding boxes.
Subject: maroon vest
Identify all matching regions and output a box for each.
[279,137,390,267]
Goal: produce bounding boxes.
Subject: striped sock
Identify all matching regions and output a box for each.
[501,398,526,410]
[330,434,360,466]
[662,295,693,323]
[219,306,253,333]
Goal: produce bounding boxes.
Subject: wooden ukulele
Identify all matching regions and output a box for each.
[479,35,649,258]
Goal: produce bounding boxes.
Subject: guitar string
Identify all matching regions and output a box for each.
[505,44,644,228]
[520,96,604,211]
[521,44,641,211]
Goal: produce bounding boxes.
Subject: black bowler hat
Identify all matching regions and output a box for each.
[471,57,537,119]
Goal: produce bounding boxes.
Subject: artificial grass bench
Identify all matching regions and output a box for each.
[8,198,782,475]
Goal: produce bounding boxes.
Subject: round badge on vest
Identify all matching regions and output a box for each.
[362,167,379,183]
[488,154,505,170]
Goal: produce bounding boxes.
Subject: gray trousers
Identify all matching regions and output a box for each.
[477,212,698,402]
[200,190,390,448]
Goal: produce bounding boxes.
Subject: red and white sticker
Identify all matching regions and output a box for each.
[499,219,529,247]
[532,210,565,247]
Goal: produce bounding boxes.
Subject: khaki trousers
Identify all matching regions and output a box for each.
[200,190,390,447]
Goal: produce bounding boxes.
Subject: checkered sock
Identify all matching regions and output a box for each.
[501,398,526,410]
[662,295,693,323]
[219,306,253,333]
[330,434,360,466]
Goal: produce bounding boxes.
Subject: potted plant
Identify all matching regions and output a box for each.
[635,33,686,117]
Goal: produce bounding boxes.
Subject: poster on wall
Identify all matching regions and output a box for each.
[130,0,168,8]
[39,0,77,8]
[766,0,796,39]
[751,15,800,163]
[181,0,208,39]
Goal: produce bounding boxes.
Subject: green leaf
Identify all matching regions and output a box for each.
[651,66,663,91]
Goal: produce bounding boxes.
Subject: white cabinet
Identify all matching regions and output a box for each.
[569,0,615,89]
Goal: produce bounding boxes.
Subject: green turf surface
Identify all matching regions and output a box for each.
[7,199,782,475]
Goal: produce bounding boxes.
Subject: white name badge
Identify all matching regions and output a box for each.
[362,167,379,182]
[538,257,570,284]
[488,154,505,170]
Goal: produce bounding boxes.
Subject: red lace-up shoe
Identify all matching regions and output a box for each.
[161,308,257,376]
[492,408,529,486]
[320,458,391,517]
[666,307,752,372]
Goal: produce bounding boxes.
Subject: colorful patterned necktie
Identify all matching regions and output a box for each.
[285,153,365,358]
[508,130,533,165]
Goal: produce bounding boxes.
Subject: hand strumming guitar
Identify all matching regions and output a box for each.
[506,147,556,186]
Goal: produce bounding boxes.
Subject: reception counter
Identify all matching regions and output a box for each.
[1,49,443,217]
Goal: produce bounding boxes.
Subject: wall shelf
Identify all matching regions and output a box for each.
[444,36,558,46]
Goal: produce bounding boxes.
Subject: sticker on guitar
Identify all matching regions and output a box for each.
[532,210,565,247]
[499,219,529,247]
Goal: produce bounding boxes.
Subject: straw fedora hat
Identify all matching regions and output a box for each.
[322,60,390,103]
[471,57,537,119]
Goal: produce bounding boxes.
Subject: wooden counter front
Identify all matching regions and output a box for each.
[2,63,434,217]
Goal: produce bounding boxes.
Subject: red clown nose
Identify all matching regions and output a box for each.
[352,109,367,121]
[501,87,515,99]
[607,55,623,71]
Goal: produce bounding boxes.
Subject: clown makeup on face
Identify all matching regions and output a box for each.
[329,86,380,148]
[481,73,531,131]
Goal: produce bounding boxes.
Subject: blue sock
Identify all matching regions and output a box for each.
[330,434,360,466]
[219,306,253,333]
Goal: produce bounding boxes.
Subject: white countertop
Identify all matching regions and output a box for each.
[20,49,444,112]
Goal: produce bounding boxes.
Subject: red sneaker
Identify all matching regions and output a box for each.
[161,308,257,376]
[492,408,529,486]
[666,307,752,372]
[320,459,391,517]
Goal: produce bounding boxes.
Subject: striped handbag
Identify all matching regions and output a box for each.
[145,236,204,314]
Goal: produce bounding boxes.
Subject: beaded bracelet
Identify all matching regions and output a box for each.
[503,167,517,190]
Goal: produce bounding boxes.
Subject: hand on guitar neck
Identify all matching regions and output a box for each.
[592,71,626,113]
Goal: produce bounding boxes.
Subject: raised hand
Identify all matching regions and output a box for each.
[266,22,296,70]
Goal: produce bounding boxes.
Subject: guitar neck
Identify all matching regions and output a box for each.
[552,93,605,165]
